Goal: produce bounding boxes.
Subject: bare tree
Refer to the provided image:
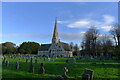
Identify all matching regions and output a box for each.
[84,26,99,56]
[99,34,113,56]
[110,24,120,46]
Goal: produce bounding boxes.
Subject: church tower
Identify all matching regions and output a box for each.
[52,18,59,43]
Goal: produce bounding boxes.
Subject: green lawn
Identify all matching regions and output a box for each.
[1,55,120,80]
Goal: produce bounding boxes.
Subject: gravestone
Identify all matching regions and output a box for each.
[65,60,69,67]
[82,69,94,80]
[15,61,19,70]
[72,57,76,63]
[2,57,6,66]
[92,62,96,65]
[43,57,46,61]
[48,58,50,61]
[39,63,45,74]
[30,58,33,63]
[28,63,34,73]
[5,61,9,67]
[26,59,28,63]
[63,67,68,78]
[35,59,38,63]
[52,58,54,62]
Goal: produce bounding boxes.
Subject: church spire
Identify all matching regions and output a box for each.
[52,18,59,43]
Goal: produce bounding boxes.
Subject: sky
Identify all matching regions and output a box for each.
[1,2,118,46]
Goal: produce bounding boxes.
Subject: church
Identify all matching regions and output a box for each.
[38,19,73,57]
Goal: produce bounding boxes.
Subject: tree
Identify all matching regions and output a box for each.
[2,42,17,54]
[73,44,79,56]
[18,42,40,54]
[99,34,113,56]
[83,26,99,56]
[113,45,120,58]
[110,24,120,46]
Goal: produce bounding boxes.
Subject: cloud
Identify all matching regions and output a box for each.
[67,20,90,28]
[65,14,115,32]
[103,15,115,24]
[59,32,85,41]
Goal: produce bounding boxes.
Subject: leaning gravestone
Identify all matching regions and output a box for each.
[82,69,94,80]
[38,63,45,74]
[15,61,19,70]
[63,67,68,78]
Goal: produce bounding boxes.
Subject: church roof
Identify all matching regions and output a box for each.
[38,42,71,51]
[38,44,51,51]
[60,42,71,51]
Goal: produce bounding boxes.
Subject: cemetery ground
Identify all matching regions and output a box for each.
[1,55,120,80]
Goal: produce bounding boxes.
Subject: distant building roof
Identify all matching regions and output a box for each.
[60,41,71,51]
[38,44,51,51]
[38,41,71,51]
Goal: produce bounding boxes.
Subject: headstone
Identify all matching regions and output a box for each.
[56,56,57,59]
[2,57,6,66]
[35,59,38,63]
[72,57,76,63]
[82,74,90,80]
[26,59,28,63]
[92,62,96,65]
[63,67,68,78]
[48,58,50,61]
[39,63,45,74]
[82,69,94,80]
[30,58,33,63]
[28,63,34,73]
[15,61,19,70]
[52,58,54,62]
[5,61,9,67]
[65,60,69,67]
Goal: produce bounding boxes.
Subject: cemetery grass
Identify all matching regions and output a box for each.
[1,56,120,80]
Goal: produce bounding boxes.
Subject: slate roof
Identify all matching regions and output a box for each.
[38,44,51,51]
[38,42,71,51]
[59,42,71,51]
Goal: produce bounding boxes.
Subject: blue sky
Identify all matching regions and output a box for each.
[1,2,118,46]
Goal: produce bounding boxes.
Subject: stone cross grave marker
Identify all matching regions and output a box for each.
[82,69,94,80]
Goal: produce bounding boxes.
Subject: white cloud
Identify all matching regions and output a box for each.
[65,14,115,32]
[59,32,85,41]
[103,15,115,24]
[67,20,90,28]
